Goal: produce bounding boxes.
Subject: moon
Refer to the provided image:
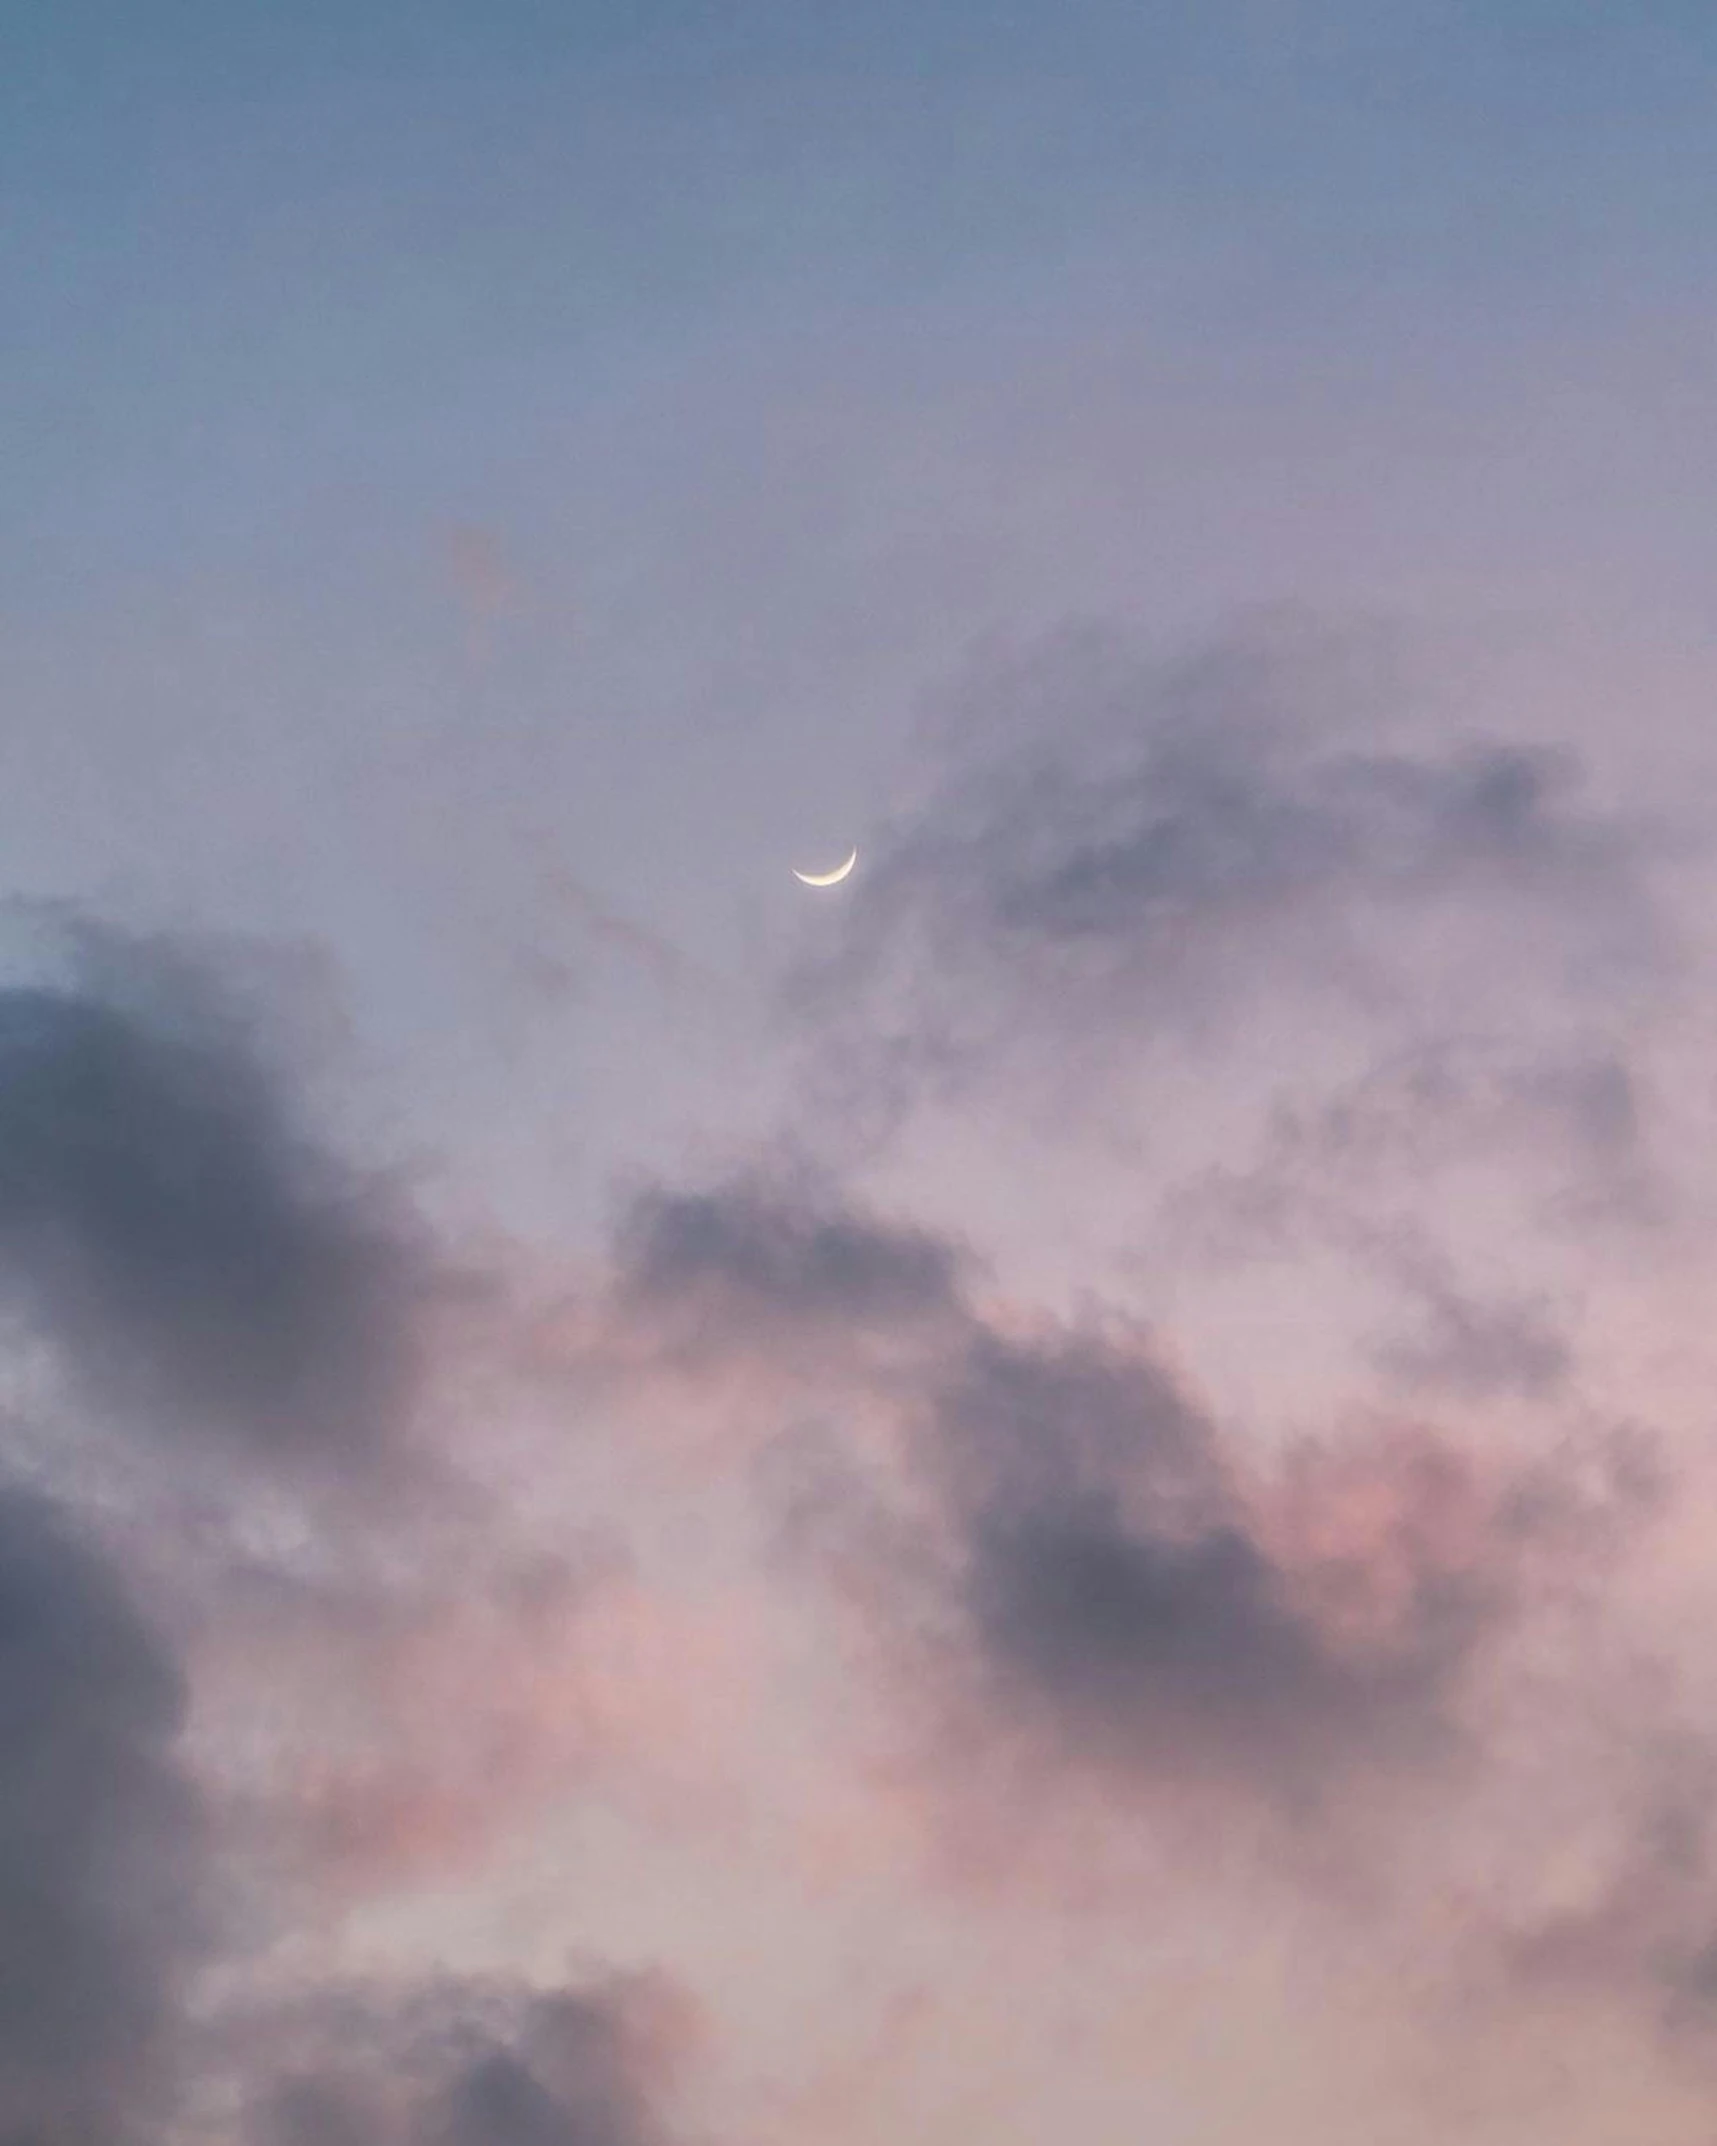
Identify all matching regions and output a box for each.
[793,847,858,888]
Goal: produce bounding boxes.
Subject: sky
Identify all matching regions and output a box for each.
[6,3,1717,2141]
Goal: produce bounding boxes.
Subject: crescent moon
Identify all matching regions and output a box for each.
[793,847,858,888]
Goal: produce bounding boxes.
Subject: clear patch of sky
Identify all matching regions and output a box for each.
[7,1,1715,590]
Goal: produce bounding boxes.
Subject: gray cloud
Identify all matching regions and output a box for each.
[625,1181,1611,1813]
[616,1177,963,1341]
[257,2076,373,2146]
[244,1975,685,2146]
[1169,1037,1662,1272]
[792,620,1672,1122]
[965,1507,1392,1780]
[1147,1030,1670,1411]
[1369,1249,1572,1401]
[422,1992,662,2146]
[0,937,436,1470]
[927,1329,1496,1806]
[926,1329,1219,1544]
[0,1486,204,2146]
[988,737,1608,938]
[0,922,709,2146]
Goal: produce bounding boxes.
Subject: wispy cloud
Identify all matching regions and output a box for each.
[792,618,1677,1141]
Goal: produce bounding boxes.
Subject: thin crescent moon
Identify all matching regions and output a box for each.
[793,847,858,888]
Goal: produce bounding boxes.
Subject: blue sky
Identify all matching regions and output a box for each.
[9,1,1716,586]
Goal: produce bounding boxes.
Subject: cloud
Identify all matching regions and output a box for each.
[524,1173,974,1458]
[1172,1037,1661,1262]
[0,927,441,1472]
[0,902,710,2133]
[239,1971,693,2146]
[616,1177,963,1342]
[918,1330,1510,1813]
[420,1995,657,2146]
[1368,1245,1572,1401]
[0,1485,205,2146]
[0,922,712,2138]
[600,1179,1653,1839]
[1456,1709,1717,2049]
[221,1547,769,1900]
[791,618,1673,1127]
[587,1164,1708,2126]
[0,657,1690,2137]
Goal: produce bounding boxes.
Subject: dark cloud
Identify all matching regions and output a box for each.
[0,927,696,2146]
[0,1486,204,2146]
[927,1329,1219,1540]
[0,946,435,1468]
[625,1181,1577,1812]
[926,1330,1496,1806]
[431,2051,587,2146]
[257,2076,373,2146]
[244,1974,686,2146]
[603,1180,1675,2018]
[964,1504,1372,1774]
[421,1990,663,2146]
[616,1178,963,1340]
